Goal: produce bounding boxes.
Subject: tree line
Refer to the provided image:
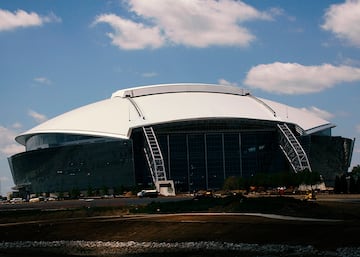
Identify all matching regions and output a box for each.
[334,165,360,194]
[223,169,321,192]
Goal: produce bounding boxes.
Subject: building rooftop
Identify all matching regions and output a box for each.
[16,83,334,145]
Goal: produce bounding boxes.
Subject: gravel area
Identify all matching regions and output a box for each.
[1,240,360,257]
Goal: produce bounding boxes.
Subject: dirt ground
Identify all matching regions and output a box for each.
[1,212,359,249]
[0,194,359,256]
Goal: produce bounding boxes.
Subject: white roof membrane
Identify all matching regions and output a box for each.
[16,83,334,145]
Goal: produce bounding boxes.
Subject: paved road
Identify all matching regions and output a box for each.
[315,194,360,203]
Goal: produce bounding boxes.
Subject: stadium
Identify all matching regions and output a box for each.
[8,83,354,197]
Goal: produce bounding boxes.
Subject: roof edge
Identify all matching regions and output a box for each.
[304,123,336,135]
[111,83,250,98]
[15,129,129,145]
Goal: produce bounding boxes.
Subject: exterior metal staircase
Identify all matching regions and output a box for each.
[277,123,312,173]
[143,126,175,196]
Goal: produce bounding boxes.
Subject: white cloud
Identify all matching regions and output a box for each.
[0,9,61,32]
[243,62,360,95]
[141,72,158,78]
[42,12,62,24]
[0,126,24,156]
[93,14,164,50]
[0,176,10,182]
[93,0,272,49]
[322,0,360,47]
[28,109,47,123]
[11,122,22,129]
[34,77,52,85]
[336,53,360,67]
[218,78,238,87]
[300,106,334,120]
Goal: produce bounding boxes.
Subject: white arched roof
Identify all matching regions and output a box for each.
[16,83,334,145]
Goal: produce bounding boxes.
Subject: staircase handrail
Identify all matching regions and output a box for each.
[277,123,311,172]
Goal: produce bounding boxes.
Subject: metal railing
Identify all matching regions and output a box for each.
[278,123,311,172]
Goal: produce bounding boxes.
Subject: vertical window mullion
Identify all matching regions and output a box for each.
[222,133,226,180]
[204,133,208,189]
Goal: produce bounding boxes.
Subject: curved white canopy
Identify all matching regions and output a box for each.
[16,83,334,145]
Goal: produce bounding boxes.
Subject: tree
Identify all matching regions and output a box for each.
[114,185,126,195]
[351,165,360,174]
[101,185,109,196]
[297,170,321,187]
[334,175,341,194]
[349,176,357,194]
[70,188,80,199]
[356,177,360,194]
[340,174,348,193]
[87,186,94,197]
[223,176,240,191]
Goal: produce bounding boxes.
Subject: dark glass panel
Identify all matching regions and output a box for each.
[224,133,241,178]
[188,134,206,191]
[168,134,188,191]
[206,134,224,189]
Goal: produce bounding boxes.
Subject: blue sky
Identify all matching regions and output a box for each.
[1,0,360,195]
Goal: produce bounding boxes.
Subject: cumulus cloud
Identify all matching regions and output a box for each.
[300,106,334,120]
[243,62,360,95]
[93,14,164,50]
[0,9,61,32]
[322,0,360,47]
[28,109,47,123]
[0,126,24,156]
[218,79,238,87]
[93,0,272,49]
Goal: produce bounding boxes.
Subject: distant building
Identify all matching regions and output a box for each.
[8,84,354,196]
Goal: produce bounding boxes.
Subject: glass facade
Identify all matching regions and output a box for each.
[132,120,287,192]
[9,120,353,195]
[25,133,110,151]
[309,135,354,186]
[9,139,134,194]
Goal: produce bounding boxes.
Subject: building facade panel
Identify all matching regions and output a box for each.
[8,140,135,195]
[309,135,354,185]
[148,122,289,192]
